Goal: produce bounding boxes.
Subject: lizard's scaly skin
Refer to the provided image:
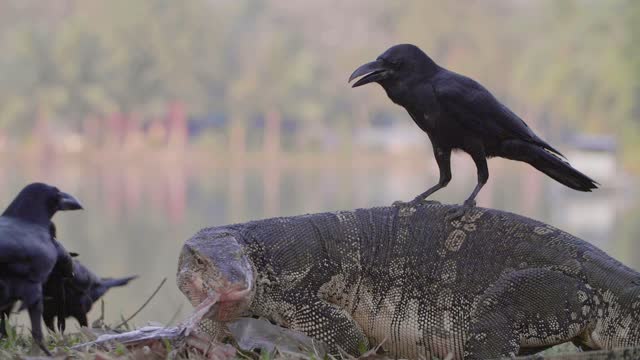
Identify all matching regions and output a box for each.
[177,201,640,359]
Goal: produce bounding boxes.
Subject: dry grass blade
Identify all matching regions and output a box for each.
[114,278,167,330]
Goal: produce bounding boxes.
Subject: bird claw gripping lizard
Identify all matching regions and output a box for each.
[445,199,477,221]
[393,196,441,208]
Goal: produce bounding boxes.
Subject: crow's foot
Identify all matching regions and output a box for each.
[29,339,52,356]
[393,197,440,208]
[445,199,476,221]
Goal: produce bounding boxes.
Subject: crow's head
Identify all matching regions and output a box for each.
[2,183,83,225]
[349,44,438,88]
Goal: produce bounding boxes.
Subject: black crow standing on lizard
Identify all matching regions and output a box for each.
[349,44,597,212]
[0,183,82,354]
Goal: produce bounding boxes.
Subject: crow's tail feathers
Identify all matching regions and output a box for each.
[101,275,137,289]
[534,152,599,191]
[91,275,137,302]
[503,141,599,192]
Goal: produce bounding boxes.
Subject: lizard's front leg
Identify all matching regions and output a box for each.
[289,298,369,356]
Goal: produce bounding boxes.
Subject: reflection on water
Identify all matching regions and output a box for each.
[2,153,638,328]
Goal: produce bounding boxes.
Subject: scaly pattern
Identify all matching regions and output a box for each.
[177,201,640,359]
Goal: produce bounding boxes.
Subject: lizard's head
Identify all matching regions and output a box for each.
[177,231,255,321]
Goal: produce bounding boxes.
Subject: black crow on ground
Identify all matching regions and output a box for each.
[349,44,597,213]
[38,222,77,334]
[43,256,137,332]
[0,183,82,354]
[0,226,74,338]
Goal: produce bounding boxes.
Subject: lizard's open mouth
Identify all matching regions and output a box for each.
[207,285,253,321]
[181,294,220,335]
[218,285,252,302]
[178,274,210,307]
[180,274,252,321]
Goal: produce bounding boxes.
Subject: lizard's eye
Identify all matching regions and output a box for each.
[195,257,205,266]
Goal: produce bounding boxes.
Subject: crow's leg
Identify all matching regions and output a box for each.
[43,314,55,333]
[0,311,7,339]
[27,300,51,356]
[408,147,452,205]
[57,317,67,334]
[0,282,9,339]
[464,149,489,206]
[77,313,88,327]
[57,283,66,334]
[447,150,488,220]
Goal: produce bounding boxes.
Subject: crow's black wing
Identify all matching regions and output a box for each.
[0,217,57,283]
[403,82,442,134]
[432,70,563,156]
[71,260,97,289]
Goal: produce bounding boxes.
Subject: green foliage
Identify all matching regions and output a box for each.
[114,342,126,355]
[0,0,636,160]
[162,337,172,353]
[0,321,23,353]
[357,340,368,355]
[260,349,272,360]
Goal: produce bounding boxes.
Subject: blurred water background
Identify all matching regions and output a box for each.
[0,0,638,328]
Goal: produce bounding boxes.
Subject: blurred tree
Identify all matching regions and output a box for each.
[0,0,636,166]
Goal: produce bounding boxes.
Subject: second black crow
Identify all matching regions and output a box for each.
[43,257,137,332]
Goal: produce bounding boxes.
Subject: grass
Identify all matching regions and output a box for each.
[0,313,184,359]
[0,320,330,360]
[0,322,90,358]
[0,315,583,360]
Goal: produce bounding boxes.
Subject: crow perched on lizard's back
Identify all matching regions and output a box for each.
[349,44,597,210]
[0,183,82,354]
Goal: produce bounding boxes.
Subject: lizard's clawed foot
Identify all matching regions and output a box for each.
[445,199,476,222]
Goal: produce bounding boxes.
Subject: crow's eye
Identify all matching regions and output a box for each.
[47,197,59,210]
[384,58,399,67]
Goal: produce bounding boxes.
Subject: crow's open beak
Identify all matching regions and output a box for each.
[348,59,389,87]
[58,192,83,211]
